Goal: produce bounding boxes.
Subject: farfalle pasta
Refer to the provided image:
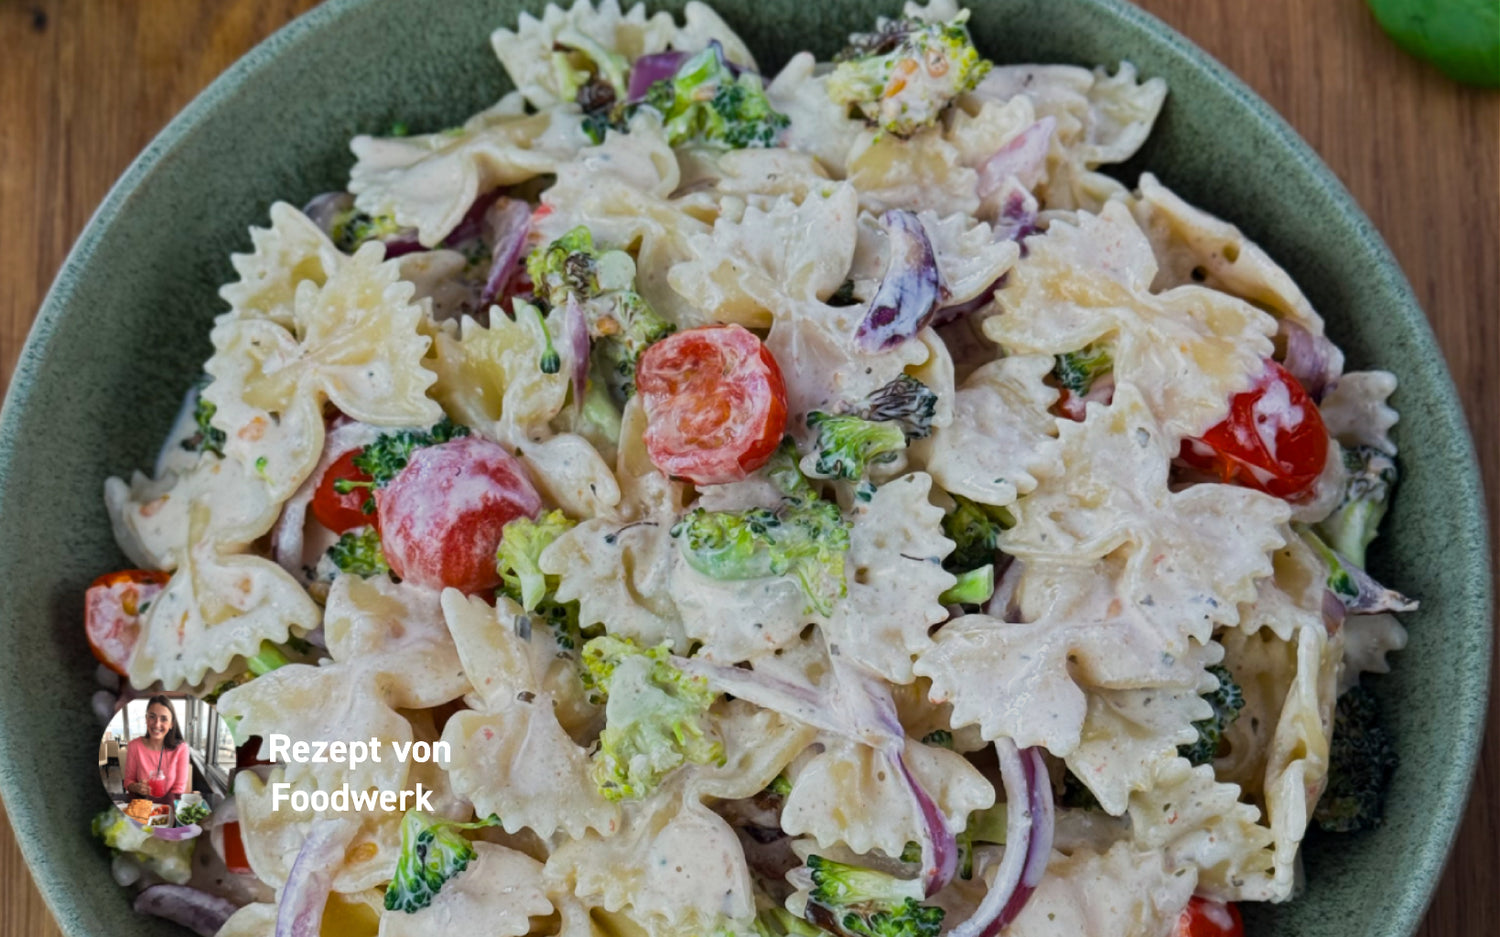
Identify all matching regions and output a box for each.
[85,4,1413,937]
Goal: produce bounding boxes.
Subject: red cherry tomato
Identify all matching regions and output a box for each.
[220,820,253,875]
[1173,898,1243,937]
[636,324,788,485]
[85,569,170,675]
[375,436,542,592]
[1178,359,1329,502]
[311,448,376,534]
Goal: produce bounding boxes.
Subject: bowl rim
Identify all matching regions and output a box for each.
[0,1,1489,935]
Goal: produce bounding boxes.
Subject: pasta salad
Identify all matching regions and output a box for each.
[85,2,1415,936]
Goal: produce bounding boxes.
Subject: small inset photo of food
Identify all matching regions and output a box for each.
[98,693,235,831]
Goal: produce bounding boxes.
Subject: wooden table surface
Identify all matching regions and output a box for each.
[0,1,1494,935]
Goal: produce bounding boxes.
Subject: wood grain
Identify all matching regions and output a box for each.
[0,1,1494,936]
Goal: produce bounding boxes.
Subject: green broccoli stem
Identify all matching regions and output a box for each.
[938,564,993,606]
[245,642,290,677]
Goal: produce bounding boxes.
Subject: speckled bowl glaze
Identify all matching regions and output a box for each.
[0,1,1488,935]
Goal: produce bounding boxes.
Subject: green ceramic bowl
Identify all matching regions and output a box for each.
[0,0,1488,935]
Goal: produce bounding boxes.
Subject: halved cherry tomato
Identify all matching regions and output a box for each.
[636,324,788,485]
[311,448,375,533]
[1178,359,1329,502]
[85,569,170,675]
[220,819,253,875]
[1173,897,1243,937]
[375,436,542,592]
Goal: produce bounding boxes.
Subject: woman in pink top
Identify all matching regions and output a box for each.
[122,696,191,803]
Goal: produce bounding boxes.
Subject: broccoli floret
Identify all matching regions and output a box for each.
[330,208,405,252]
[805,413,907,481]
[1296,523,1416,613]
[326,526,390,578]
[1052,344,1114,396]
[496,510,575,611]
[940,495,1012,574]
[765,773,794,797]
[827,279,860,307]
[92,808,195,885]
[803,856,944,937]
[639,41,789,148]
[859,375,938,442]
[1177,664,1245,766]
[827,12,991,138]
[180,378,226,457]
[672,499,852,616]
[1315,446,1397,568]
[525,227,675,398]
[383,811,501,913]
[495,511,586,649]
[335,417,471,511]
[581,635,724,801]
[919,729,953,749]
[1314,686,1398,833]
[938,564,993,606]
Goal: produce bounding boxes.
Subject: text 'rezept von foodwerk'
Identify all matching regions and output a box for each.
[264,734,450,812]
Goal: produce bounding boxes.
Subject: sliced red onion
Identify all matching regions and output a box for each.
[564,297,591,411]
[977,117,1055,196]
[275,819,354,937]
[984,557,1024,621]
[302,192,354,233]
[134,884,239,937]
[443,188,505,247]
[628,51,688,100]
[893,748,959,895]
[1336,563,1418,614]
[855,210,947,353]
[994,181,1040,245]
[380,229,425,258]
[932,274,1006,328]
[1322,588,1347,634]
[152,823,203,842]
[477,198,533,312]
[271,422,384,576]
[1280,320,1343,402]
[676,657,848,737]
[947,740,1053,937]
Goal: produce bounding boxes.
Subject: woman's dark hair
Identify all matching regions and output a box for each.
[144,695,183,750]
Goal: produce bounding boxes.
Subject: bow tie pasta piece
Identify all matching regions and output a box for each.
[221,665,418,798]
[235,770,403,893]
[999,841,1195,937]
[426,308,572,446]
[683,700,818,801]
[516,433,625,520]
[781,735,994,859]
[1210,624,1339,901]
[439,590,620,839]
[349,109,589,248]
[987,202,1278,441]
[971,63,1165,214]
[846,129,981,218]
[542,516,684,647]
[322,576,470,708]
[1062,640,1224,815]
[1129,174,1336,344]
[1339,612,1408,694]
[378,843,553,937]
[1319,370,1400,455]
[545,791,756,937]
[765,309,931,439]
[105,451,279,570]
[204,243,442,501]
[127,505,320,689]
[824,472,955,684]
[913,354,1060,508]
[920,211,1021,307]
[891,678,988,753]
[490,0,678,111]
[765,53,868,173]
[1235,527,1330,643]
[672,553,813,664]
[1002,383,1289,644]
[220,202,344,328]
[681,147,834,205]
[667,184,860,328]
[1126,758,1276,903]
